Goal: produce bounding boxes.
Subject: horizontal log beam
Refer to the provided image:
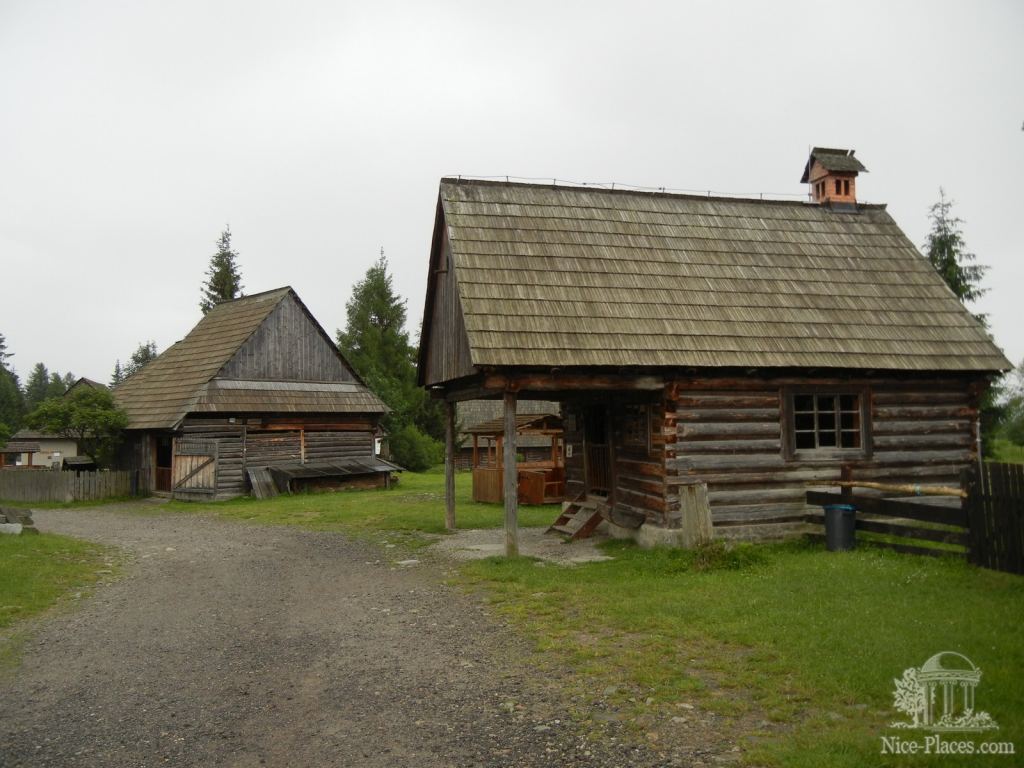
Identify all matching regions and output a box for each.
[805,490,968,526]
[483,373,664,392]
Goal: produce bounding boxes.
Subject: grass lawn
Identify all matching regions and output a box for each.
[991,438,1024,464]
[460,540,1024,767]
[163,468,554,545]
[0,533,114,669]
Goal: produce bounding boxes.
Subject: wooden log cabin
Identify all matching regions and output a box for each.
[417,149,1010,553]
[113,287,393,500]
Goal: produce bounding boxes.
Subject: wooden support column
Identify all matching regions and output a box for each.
[445,400,456,532]
[503,390,519,557]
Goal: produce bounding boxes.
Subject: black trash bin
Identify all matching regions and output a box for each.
[823,504,856,551]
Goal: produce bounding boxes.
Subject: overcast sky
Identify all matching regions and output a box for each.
[2,0,1021,384]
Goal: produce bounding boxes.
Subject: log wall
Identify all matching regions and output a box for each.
[666,376,979,529]
[177,417,378,501]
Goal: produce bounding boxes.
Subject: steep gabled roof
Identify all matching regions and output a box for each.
[420,179,1008,377]
[114,287,386,429]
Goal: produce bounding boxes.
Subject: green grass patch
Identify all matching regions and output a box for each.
[990,438,1024,464]
[0,532,115,669]
[459,538,1024,767]
[161,468,554,545]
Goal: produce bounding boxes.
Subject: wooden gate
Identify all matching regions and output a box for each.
[172,439,218,494]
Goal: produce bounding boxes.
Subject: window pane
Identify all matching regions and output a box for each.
[794,395,814,412]
[795,431,816,449]
[819,412,836,432]
[841,430,861,448]
[795,413,815,431]
[819,431,837,447]
[840,412,859,430]
[816,395,835,412]
[840,394,858,411]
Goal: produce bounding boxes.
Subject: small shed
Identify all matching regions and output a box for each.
[466,412,564,504]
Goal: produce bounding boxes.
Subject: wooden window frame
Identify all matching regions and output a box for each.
[782,386,872,462]
[620,403,651,455]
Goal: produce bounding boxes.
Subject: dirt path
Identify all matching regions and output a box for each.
[0,505,688,767]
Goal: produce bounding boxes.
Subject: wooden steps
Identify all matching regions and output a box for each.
[546,497,604,540]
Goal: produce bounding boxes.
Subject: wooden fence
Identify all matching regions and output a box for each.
[963,462,1024,575]
[805,488,969,558]
[805,462,1023,574]
[0,469,142,503]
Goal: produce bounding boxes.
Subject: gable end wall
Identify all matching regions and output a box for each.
[423,227,475,386]
[220,294,355,383]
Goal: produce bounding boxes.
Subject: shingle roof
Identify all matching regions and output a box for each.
[114,288,386,429]
[457,399,560,448]
[465,413,561,436]
[436,179,1008,373]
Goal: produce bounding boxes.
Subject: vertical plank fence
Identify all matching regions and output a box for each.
[0,470,142,503]
[964,462,1024,575]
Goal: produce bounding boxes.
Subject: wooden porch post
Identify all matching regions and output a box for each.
[503,390,519,557]
[445,400,456,532]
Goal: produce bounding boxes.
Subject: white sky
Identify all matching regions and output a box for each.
[2,0,1021,382]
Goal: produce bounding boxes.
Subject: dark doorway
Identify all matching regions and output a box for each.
[155,435,173,492]
[583,405,611,495]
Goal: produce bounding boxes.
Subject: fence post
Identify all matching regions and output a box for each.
[840,464,853,504]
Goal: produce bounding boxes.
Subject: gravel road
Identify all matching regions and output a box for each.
[0,505,692,767]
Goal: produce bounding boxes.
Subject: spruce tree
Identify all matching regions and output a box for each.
[0,334,23,435]
[24,363,51,410]
[200,227,244,314]
[0,332,10,371]
[337,254,444,470]
[924,189,987,309]
[110,360,125,387]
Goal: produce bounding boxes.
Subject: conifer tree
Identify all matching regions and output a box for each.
[24,363,51,410]
[0,333,23,436]
[123,341,158,378]
[337,253,444,470]
[924,189,987,310]
[200,227,244,314]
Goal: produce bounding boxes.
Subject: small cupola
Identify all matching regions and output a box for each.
[800,147,867,206]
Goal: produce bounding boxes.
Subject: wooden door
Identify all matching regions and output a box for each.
[583,405,611,495]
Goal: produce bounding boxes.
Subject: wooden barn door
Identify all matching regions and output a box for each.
[172,439,218,494]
